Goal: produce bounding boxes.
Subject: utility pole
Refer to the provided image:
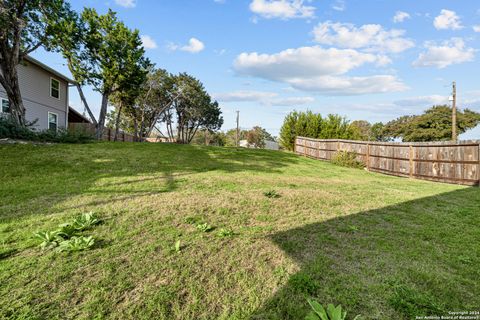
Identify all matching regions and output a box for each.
[452,81,457,142]
[236,110,240,147]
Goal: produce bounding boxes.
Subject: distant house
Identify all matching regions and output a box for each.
[239,139,279,150]
[0,56,75,131]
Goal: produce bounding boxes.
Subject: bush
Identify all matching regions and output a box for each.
[0,117,94,143]
[331,151,364,169]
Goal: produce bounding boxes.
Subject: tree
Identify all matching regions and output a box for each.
[279,111,299,151]
[165,73,223,144]
[0,0,72,125]
[370,122,390,142]
[279,111,359,150]
[383,105,480,142]
[225,128,247,146]
[349,120,372,140]
[244,126,274,148]
[51,8,149,139]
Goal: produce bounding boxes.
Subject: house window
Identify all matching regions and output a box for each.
[48,112,58,131]
[1,99,9,113]
[50,78,60,99]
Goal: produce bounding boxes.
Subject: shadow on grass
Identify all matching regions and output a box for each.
[0,143,300,221]
[251,187,480,319]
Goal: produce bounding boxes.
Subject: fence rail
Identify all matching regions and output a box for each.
[68,123,136,142]
[295,137,480,186]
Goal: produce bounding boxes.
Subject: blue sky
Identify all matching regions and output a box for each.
[32,0,480,138]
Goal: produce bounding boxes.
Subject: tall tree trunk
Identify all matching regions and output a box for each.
[96,93,110,140]
[113,102,123,141]
[0,64,26,126]
[133,117,139,142]
[75,83,97,125]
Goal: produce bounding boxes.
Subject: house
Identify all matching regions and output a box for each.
[0,56,75,131]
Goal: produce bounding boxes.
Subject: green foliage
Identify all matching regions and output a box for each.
[0,117,94,143]
[56,223,79,239]
[217,228,234,238]
[174,240,181,253]
[196,223,214,233]
[264,190,281,198]
[383,105,480,142]
[331,151,364,169]
[72,212,100,231]
[35,213,101,252]
[245,126,275,148]
[279,111,360,151]
[34,231,62,250]
[306,299,362,320]
[0,0,74,125]
[164,73,224,144]
[57,236,95,252]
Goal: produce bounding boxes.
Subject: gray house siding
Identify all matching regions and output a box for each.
[0,58,70,131]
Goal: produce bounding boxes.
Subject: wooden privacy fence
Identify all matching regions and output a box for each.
[68,123,136,142]
[295,137,480,186]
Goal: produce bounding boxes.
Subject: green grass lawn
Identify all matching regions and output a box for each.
[0,142,479,319]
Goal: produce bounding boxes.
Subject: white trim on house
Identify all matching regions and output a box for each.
[48,111,58,131]
[0,98,9,114]
[50,77,60,100]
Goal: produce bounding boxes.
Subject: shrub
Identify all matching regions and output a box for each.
[331,151,364,169]
[0,117,94,143]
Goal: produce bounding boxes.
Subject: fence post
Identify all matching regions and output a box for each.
[409,144,414,178]
[366,143,370,170]
[303,138,307,156]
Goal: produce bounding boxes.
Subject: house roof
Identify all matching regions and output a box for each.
[24,56,76,84]
[68,106,92,124]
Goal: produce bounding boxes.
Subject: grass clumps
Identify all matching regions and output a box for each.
[34,212,101,253]
[216,228,234,238]
[196,223,214,233]
[264,190,281,198]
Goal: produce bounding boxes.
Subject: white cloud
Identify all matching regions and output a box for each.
[114,0,136,8]
[433,9,463,30]
[249,0,315,20]
[413,38,475,69]
[214,90,314,106]
[394,95,449,107]
[286,75,407,95]
[168,38,205,53]
[214,91,277,102]
[234,46,407,95]
[312,21,414,53]
[140,35,157,49]
[332,0,345,12]
[473,25,480,32]
[270,96,315,106]
[235,46,382,79]
[393,11,410,23]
